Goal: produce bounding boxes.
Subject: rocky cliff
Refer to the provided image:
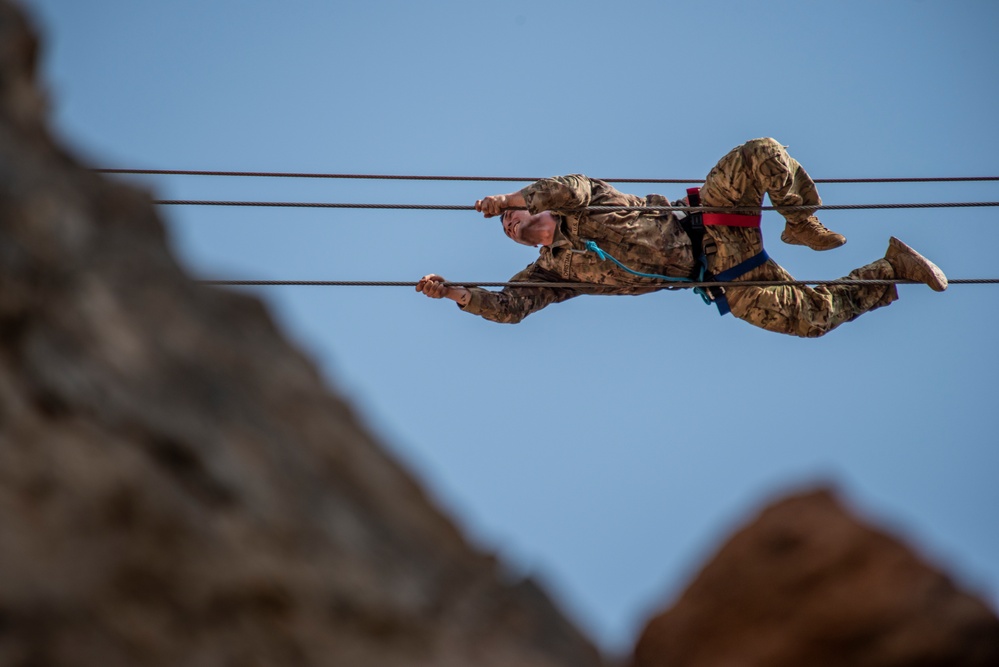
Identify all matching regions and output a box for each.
[631,488,999,667]
[0,3,603,666]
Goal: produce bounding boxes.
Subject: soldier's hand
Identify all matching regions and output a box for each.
[416,274,451,299]
[475,195,508,218]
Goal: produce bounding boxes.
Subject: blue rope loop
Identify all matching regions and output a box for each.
[583,239,772,313]
[583,240,715,304]
[582,240,691,282]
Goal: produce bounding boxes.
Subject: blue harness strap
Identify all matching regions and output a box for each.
[582,239,771,317]
[707,249,771,316]
[713,250,771,282]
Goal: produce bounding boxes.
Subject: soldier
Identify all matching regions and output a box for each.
[416,138,947,338]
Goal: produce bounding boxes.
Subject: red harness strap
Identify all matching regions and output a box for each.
[702,212,761,227]
[687,187,761,227]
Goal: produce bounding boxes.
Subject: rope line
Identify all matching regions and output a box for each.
[198,278,998,288]
[155,200,999,212]
[98,168,999,185]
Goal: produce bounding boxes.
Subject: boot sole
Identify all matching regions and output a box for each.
[780,231,846,251]
[888,237,948,291]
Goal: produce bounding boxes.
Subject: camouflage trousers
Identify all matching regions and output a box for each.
[699,138,897,338]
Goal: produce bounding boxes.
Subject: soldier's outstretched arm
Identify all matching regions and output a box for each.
[476,175,604,219]
[415,266,581,324]
[463,265,582,324]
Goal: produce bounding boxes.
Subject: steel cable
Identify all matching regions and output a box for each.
[155,200,999,212]
[198,278,998,288]
[98,168,999,185]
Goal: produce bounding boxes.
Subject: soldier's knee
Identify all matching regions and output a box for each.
[743,137,786,157]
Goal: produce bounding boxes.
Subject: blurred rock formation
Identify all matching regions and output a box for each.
[0,3,603,666]
[631,488,999,667]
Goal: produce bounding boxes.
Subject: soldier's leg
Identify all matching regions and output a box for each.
[705,225,897,338]
[724,259,898,338]
[699,137,845,251]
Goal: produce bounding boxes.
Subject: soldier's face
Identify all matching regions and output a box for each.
[501,209,548,247]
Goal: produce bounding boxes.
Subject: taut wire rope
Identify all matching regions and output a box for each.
[154,200,999,212]
[97,168,999,185]
[198,279,998,288]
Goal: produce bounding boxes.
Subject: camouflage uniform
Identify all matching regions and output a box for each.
[461,138,897,337]
[700,138,896,337]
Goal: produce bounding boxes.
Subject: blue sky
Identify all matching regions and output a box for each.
[25,0,999,655]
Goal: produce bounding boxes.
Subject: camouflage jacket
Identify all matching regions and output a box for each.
[460,175,696,323]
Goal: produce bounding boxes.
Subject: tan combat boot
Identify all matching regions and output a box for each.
[884,236,948,291]
[780,216,847,251]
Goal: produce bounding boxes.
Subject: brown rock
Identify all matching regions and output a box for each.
[631,488,999,667]
[0,3,602,666]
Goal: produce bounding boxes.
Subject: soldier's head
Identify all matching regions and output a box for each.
[500,209,557,247]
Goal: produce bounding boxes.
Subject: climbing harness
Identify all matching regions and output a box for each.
[585,187,771,316]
